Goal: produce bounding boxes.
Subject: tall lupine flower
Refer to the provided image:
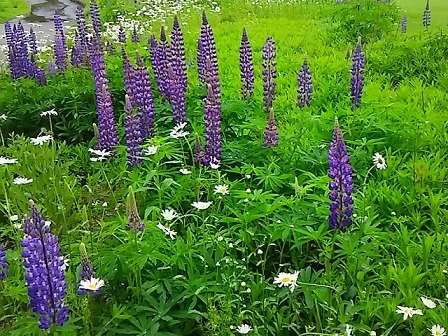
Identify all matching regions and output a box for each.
[199,12,220,99]
[16,22,29,78]
[167,65,187,124]
[53,12,66,52]
[47,59,57,77]
[328,119,354,231]
[157,26,170,100]
[423,0,431,28]
[262,37,277,113]
[133,53,156,138]
[5,22,20,80]
[122,48,135,106]
[297,56,312,108]
[29,28,38,54]
[197,37,206,83]
[90,0,102,40]
[0,244,8,280]
[71,32,83,67]
[90,38,119,152]
[54,31,67,72]
[118,26,126,43]
[21,200,69,330]
[239,27,254,100]
[132,26,140,43]
[76,7,89,64]
[170,16,188,93]
[149,35,164,95]
[350,38,365,109]
[203,82,222,166]
[263,108,278,148]
[77,242,103,296]
[124,95,143,167]
[401,17,408,33]
[194,133,205,163]
[126,187,145,231]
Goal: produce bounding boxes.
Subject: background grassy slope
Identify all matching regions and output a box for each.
[396,0,447,33]
[0,0,30,23]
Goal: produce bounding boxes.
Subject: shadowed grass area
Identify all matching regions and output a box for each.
[0,0,31,23]
[396,0,448,33]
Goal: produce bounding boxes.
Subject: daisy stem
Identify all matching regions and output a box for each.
[88,293,95,336]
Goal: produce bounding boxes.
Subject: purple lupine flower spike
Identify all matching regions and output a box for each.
[197,11,210,84]
[0,244,8,280]
[199,12,220,99]
[29,28,38,54]
[170,15,188,93]
[263,108,278,148]
[47,59,57,76]
[71,32,83,67]
[54,31,67,72]
[350,38,365,109]
[262,37,277,113]
[194,133,205,163]
[158,26,170,100]
[203,82,222,167]
[132,26,140,43]
[77,242,103,296]
[328,118,354,231]
[122,48,135,105]
[21,200,69,330]
[239,27,254,100]
[126,187,145,231]
[167,64,187,124]
[118,26,126,43]
[297,55,312,108]
[423,0,431,28]
[90,0,102,40]
[124,95,143,167]
[401,17,408,33]
[149,35,164,96]
[76,7,89,65]
[197,37,205,83]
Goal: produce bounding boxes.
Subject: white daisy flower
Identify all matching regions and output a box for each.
[13,222,23,229]
[79,277,105,291]
[9,215,18,221]
[214,184,229,195]
[0,156,18,165]
[421,297,436,309]
[102,202,108,207]
[395,306,423,320]
[179,168,191,175]
[246,188,251,193]
[236,323,252,334]
[60,256,69,271]
[372,152,387,169]
[257,249,263,255]
[30,135,53,145]
[144,146,158,156]
[161,209,177,221]
[156,223,177,240]
[209,162,220,169]
[13,177,33,185]
[273,271,300,292]
[40,109,58,117]
[0,114,6,121]
[191,201,213,210]
[170,122,189,138]
[88,148,111,157]
[90,156,107,162]
[429,325,446,336]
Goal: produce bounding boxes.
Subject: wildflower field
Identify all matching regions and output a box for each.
[0,0,448,335]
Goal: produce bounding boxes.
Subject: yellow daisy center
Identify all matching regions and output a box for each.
[281,277,291,283]
[87,284,97,290]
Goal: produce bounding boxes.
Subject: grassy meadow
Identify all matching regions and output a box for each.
[0,0,448,335]
[0,0,30,23]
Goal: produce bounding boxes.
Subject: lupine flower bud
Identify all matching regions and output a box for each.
[263,108,278,148]
[297,56,312,108]
[53,12,66,51]
[0,244,8,280]
[199,12,220,99]
[118,26,126,43]
[29,27,38,54]
[76,7,89,65]
[203,82,222,166]
[194,133,205,163]
[126,187,145,231]
[124,95,143,167]
[158,26,170,100]
[262,37,276,113]
[77,242,103,296]
[401,16,407,33]
[170,16,188,93]
[71,32,83,67]
[90,0,102,40]
[132,26,140,43]
[54,31,67,72]
[423,0,431,27]
[239,27,254,100]
[21,200,69,329]
[328,118,354,231]
[47,59,57,76]
[350,38,365,109]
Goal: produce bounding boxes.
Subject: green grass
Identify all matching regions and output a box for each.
[396,0,448,33]
[0,0,30,23]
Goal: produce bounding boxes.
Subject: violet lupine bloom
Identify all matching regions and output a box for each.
[262,37,277,113]
[90,38,119,152]
[21,200,69,330]
[53,12,67,52]
[47,60,57,77]
[203,82,222,166]
[423,0,431,28]
[122,48,135,106]
[132,26,140,43]
[77,242,102,296]
[157,26,170,100]
[16,22,29,78]
[239,27,254,100]
[197,37,205,83]
[328,119,354,231]
[0,244,8,280]
[194,133,205,163]
[126,188,145,231]
[199,12,220,99]
[170,15,188,93]
[54,31,67,72]
[29,28,38,54]
[76,7,89,64]
[149,35,164,95]
[263,108,278,148]
[71,32,83,67]
[118,26,126,43]
[401,17,408,33]
[350,39,365,109]
[167,65,187,124]
[124,95,143,167]
[133,53,156,138]
[90,0,102,40]
[297,56,312,108]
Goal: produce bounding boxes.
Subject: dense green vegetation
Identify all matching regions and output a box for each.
[0,0,447,335]
[0,0,30,23]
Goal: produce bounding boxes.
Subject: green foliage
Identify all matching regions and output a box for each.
[0,0,30,23]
